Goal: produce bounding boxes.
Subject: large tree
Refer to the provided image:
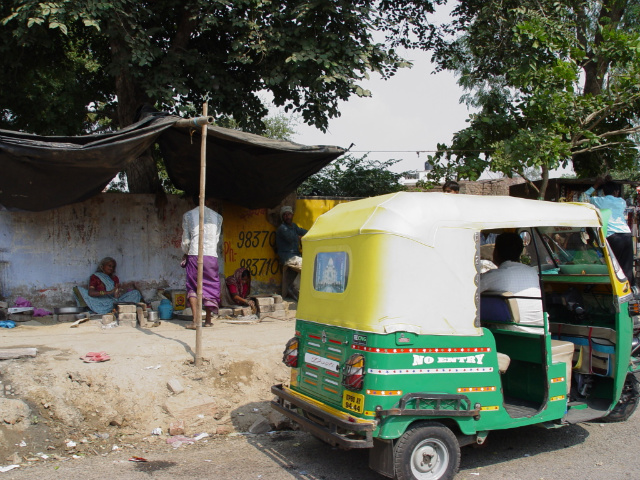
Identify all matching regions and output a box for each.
[1,0,443,193]
[428,0,640,198]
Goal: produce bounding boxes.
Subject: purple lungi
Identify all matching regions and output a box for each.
[185,255,220,312]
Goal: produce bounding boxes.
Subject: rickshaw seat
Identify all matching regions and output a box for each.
[497,353,511,374]
[480,291,520,324]
[551,339,574,394]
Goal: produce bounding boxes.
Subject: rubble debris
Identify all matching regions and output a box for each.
[248,415,271,434]
[0,348,37,360]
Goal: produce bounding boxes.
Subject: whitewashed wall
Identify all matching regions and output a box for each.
[0,193,201,310]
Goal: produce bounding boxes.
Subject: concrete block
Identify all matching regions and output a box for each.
[165,395,217,419]
[254,296,274,306]
[262,310,286,319]
[272,295,283,304]
[118,304,136,314]
[218,308,233,316]
[102,314,115,325]
[167,379,184,395]
[239,307,252,316]
[118,312,137,321]
[258,304,275,313]
[274,303,285,311]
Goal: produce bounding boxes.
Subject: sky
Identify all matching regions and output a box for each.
[289,48,474,176]
[285,48,574,180]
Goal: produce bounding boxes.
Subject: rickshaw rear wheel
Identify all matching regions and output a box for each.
[393,421,460,480]
[603,374,640,423]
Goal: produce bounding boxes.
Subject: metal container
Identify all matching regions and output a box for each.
[147,311,158,322]
[54,307,87,314]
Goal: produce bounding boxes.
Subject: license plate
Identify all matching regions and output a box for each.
[342,390,365,414]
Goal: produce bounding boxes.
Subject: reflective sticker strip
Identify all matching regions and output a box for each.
[368,367,494,374]
[457,386,496,393]
[305,352,340,372]
[307,349,320,355]
[308,342,321,348]
[550,395,566,402]
[364,411,377,417]
[352,346,492,354]
[366,389,402,396]
[326,370,340,378]
[305,371,318,378]
[550,377,565,384]
[324,386,339,394]
[480,405,500,411]
[304,379,317,386]
[328,347,342,353]
[324,378,339,386]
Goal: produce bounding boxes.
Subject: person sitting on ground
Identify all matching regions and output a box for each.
[443,180,460,193]
[582,177,635,288]
[275,206,308,300]
[225,267,256,309]
[76,257,142,314]
[479,232,544,334]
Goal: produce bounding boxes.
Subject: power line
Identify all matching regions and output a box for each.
[348,149,492,153]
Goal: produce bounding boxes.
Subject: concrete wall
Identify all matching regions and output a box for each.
[0,193,347,310]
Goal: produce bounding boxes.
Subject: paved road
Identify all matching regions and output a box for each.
[4,413,640,480]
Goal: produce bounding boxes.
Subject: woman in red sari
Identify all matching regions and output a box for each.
[225,268,255,308]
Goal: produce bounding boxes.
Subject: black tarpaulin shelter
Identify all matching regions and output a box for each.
[0,113,345,212]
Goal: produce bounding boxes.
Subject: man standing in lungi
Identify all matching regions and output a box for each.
[182,196,223,329]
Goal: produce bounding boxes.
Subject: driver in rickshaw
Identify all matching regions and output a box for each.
[479,232,544,334]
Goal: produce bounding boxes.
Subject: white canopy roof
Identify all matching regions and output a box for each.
[298,193,603,336]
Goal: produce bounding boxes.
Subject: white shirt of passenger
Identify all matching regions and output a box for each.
[181,207,223,257]
[479,260,544,334]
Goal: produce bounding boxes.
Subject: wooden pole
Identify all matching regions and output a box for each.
[174,116,214,128]
[195,103,208,367]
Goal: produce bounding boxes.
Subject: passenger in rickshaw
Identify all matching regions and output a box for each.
[479,232,544,334]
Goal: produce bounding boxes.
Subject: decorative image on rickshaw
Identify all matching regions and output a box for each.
[271,192,640,480]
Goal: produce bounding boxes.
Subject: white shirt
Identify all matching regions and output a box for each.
[181,206,223,257]
[479,261,544,334]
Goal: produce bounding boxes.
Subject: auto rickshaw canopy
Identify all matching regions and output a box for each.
[298,192,603,336]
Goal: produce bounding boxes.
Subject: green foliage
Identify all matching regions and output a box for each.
[297,155,407,197]
[216,112,298,141]
[1,0,443,135]
[429,0,640,196]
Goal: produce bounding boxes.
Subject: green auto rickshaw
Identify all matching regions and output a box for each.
[272,192,640,480]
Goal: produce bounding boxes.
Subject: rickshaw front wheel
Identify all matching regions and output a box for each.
[393,421,460,480]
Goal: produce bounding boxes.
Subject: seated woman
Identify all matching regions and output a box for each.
[225,268,255,309]
[76,257,142,314]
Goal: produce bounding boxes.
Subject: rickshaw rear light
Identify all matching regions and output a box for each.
[282,337,299,368]
[629,301,640,316]
[342,353,365,391]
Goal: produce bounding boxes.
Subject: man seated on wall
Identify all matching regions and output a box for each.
[479,232,544,334]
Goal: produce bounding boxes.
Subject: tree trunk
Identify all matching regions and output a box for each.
[538,166,550,200]
[109,25,160,194]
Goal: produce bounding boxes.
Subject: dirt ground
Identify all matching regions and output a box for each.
[0,311,297,467]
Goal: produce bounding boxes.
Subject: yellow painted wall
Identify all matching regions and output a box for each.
[221,198,350,292]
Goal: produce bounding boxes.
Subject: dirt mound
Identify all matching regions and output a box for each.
[0,317,293,463]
